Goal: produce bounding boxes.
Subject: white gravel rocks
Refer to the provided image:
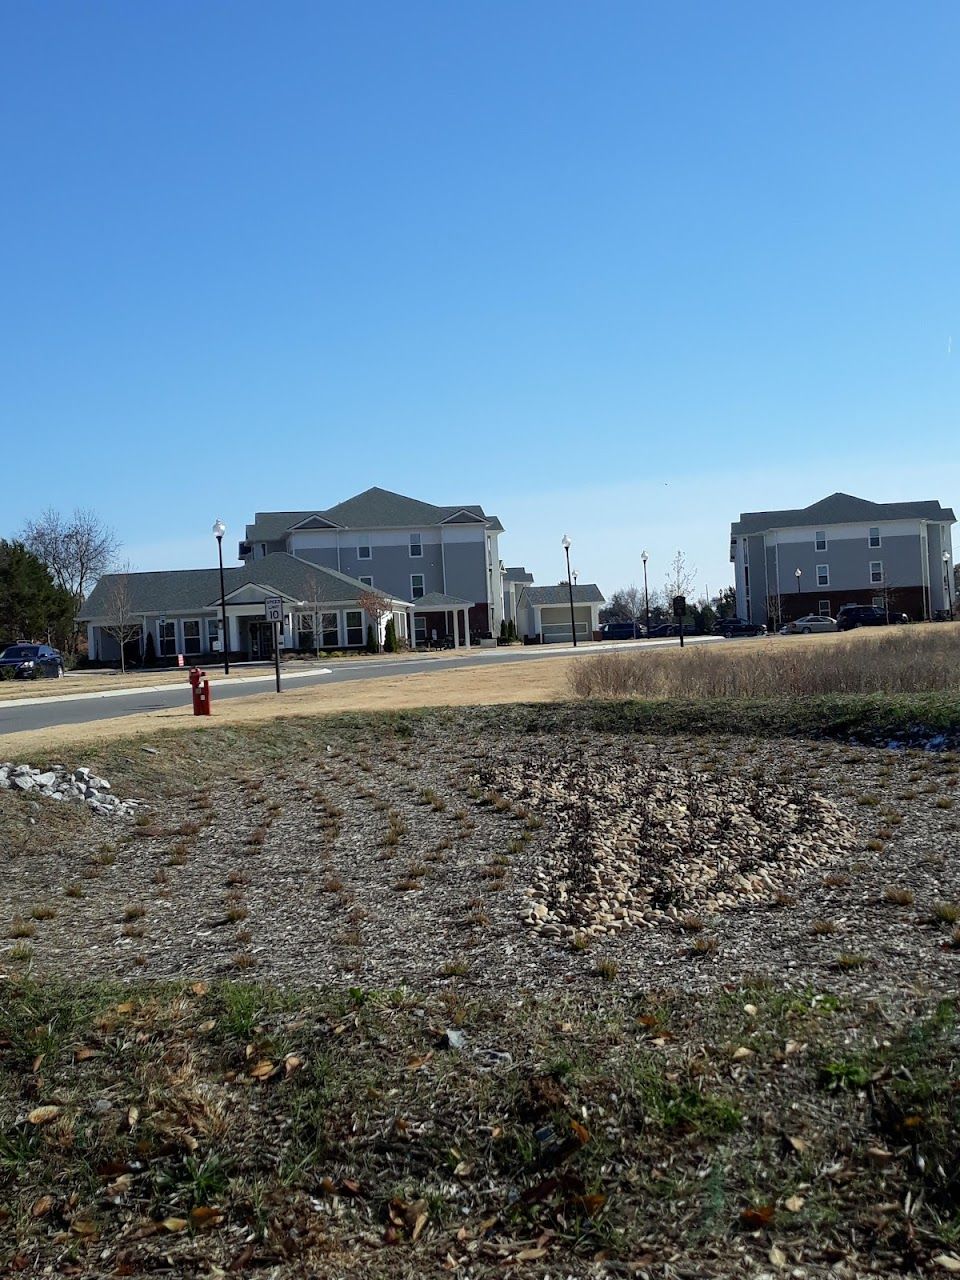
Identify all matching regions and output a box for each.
[0,762,140,818]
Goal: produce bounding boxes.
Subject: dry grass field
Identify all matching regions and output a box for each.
[571,623,960,700]
[2,706,960,1276]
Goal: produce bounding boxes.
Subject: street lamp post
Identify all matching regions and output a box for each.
[213,519,229,675]
[794,567,802,617]
[641,550,650,636]
[561,534,577,647]
[944,551,954,620]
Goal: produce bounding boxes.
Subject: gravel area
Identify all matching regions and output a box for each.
[3,730,959,1003]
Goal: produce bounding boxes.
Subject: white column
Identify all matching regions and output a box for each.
[462,607,471,647]
[408,610,416,647]
[451,611,459,648]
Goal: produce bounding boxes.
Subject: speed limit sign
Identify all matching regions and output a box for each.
[264,596,283,624]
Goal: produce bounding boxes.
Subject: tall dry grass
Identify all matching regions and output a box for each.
[569,626,960,700]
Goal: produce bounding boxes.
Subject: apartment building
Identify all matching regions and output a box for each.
[730,492,955,626]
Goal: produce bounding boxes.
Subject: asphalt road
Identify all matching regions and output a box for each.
[0,636,721,736]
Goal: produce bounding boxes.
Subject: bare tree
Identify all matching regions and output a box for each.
[664,550,697,604]
[604,585,645,635]
[357,590,392,653]
[101,565,141,673]
[301,571,325,659]
[21,508,120,609]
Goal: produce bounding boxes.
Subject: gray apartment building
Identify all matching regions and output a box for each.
[241,487,505,645]
[730,492,956,627]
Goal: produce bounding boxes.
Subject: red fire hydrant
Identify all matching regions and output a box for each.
[189,667,211,716]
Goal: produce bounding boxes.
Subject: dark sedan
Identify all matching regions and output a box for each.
[718,617,767,638]
[0,643,65,679]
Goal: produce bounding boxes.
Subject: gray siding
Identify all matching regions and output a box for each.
[443,542,487,605]
[775,534,923,596]
[336,543,444,600]
[296,548,340,573]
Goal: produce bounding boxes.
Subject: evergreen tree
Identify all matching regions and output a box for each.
[0,540,74,648]
[365,623,376,653]
[384,617,398,652]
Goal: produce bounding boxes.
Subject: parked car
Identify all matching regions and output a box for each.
[599,620,646,640]
[718,617,767,638]
[835,605,908,631]
[0,643,65,679]
[647,622,681,637]
[780,614,838,635]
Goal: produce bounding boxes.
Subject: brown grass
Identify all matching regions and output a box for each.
[569,625,960,699]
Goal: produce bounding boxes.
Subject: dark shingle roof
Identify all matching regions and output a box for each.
[246,487,504,541]
[732,492,956,536]
[78,554,409,621]
[411,592,474,610]
[520,584,605,607]
[503,566,534,583]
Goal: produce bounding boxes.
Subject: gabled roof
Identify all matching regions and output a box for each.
[411,591,474,610]
[246,487,504,542]
[520,584,605,607]
[732,492,956,536]
[503,566,534,583]
[78,554,410,621]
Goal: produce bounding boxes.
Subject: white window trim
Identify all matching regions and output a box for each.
[409,533,423,558]
[816,564,829,587]
[357,539,371,560]
[815,531,827,552]
[818,599,831,616]
[344,610,364,646]
[870,560,883,584]
[414,616,427,643]
[868,527,881,548]
[359,575,373,587]
[410,573,425,600]
[182,618,202,656]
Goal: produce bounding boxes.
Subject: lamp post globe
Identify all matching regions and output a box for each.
[213,518,229,675]
[561,534,577,647]
[794,567,802,596]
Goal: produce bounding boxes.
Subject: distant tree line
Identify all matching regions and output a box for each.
[600,550,737,634]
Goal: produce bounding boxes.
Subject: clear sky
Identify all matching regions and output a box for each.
[2,1,957,601]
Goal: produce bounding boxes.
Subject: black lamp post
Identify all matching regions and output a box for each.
[641,550,650,636]
[213,519,229,674]
[561,534,577,647]
[944,551,954,620]
[794,567,802,615]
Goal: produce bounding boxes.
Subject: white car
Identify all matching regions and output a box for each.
[781,614,838,635]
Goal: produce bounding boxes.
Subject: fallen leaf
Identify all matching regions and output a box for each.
[732,1046,754,1060]
[161,1217,188,1232]
[190,1206,223,1228]
[284,1055,303,1076]
[787,1135,808,1154]
[31,1195,54,1218]
[70,1219,98,1236]
[116,1002,134,1015]
[515,1247,547,1261]
[784,1194,805,1212]
[319,1177,337,1196]
[572,1193,607,1216]
[105,1173,133,1197]
[406,1052,434,1071]
[743,1003,758,1016]
[249,1060,275,1080]
[569,1119,590,1146]
[27,1106,61,1126]
[190,982,208,996]
[867,1146,892,1164]
[740,1204,775,1230]
[933,1257,960,1274]
[769,1244,788,1268]
[74,1047,97,1062]
[453,1160,474,1177]
[127,1106,139,1131]
[32,1053,45,1073]
[197,1019,216,1034]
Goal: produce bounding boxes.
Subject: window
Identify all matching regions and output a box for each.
[359,575,373,587]
[357,538,371,560]
[872,596,885,609]
[410,574,425,599]
[870,560,883,584]
[818,600,831,616]
[815,531,827,552]
[816,564,829,587]
[296,612,315,648]
[158,621,176,657]
[206,619,221,652]
[345,610,363,646]
[868,527,881,548]
[320,612,339,648]
[182,620,201,656]
[414,617,427,645]
[409,532,422,558]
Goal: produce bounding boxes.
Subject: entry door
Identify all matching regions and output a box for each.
[249,620,274,660]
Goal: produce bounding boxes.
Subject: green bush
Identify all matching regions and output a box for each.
[384,618,398,653]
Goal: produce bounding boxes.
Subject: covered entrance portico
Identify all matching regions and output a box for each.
[409,592,474,649]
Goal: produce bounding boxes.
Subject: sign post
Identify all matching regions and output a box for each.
[672,594,686,649]
[264,597,283,692]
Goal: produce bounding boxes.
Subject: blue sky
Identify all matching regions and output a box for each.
[1,1,957,600]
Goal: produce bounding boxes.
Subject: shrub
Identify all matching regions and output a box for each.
[384,617,398,653]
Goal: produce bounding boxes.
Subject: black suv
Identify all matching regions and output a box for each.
[835,605,908,631]
[599,620,645,640]
[0,643,65,679]
[718,617,767,638]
